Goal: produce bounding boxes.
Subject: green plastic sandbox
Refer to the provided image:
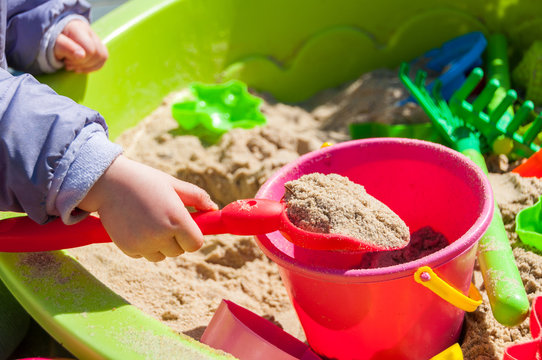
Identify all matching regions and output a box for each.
[2,0,542,358]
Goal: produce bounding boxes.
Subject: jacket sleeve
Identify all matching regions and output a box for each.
[0,68,122,224]
[5,0,92,74]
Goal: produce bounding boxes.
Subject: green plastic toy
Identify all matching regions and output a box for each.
[485,34,516,155]
[516,196,542,251]
[449,67,542,159]
[399,62,530,327]
[349,122,445,144]
[171,80,266,143]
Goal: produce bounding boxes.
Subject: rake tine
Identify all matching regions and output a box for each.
[433,81,455,123]
[430,81,455,134]
[399,64,440,120]
[450,67,484,106]
[522,113,542,144]
[489,89,517,125]
[414,69,428,89]
[506,100,534,134]
[472,78,500,114]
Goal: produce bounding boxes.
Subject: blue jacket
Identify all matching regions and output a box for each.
[0,0,122,224]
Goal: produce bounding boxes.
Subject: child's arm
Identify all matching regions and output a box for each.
[0,67,217,261]
[0,67,118,223]
[5,0,104,74]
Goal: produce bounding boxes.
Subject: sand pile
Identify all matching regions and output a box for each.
[68,69,542,359]
[284,173,410,249]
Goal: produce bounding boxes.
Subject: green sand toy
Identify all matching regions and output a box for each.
[171,80,266,143]
[399,62,530,327]
[516,196,542,252]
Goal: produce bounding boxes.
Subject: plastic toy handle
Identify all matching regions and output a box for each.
[462,148,530,326]
[414,266,482,312]
[194,199,285,236]
[0,199,285,252]
[0,215,110,252]
[487,34,512,96]
[486,34,515,154]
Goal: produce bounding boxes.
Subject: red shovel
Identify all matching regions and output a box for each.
[0,199,407,253]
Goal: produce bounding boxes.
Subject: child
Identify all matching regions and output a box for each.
[1,0,218,358]
[1,0,217,262]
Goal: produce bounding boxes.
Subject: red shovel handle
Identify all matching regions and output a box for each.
[0,215,110,252]
[0,199,286,252]
[206,199,285,235]
[189,199,285,235]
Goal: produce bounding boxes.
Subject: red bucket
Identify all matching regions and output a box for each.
[255,138,493,360]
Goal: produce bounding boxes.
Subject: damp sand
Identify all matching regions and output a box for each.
[66,69,542,359]
[284,173,410,249]
[359,226,449,268]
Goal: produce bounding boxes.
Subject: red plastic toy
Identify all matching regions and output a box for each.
[503,296,542,360]
[0,198,404,253]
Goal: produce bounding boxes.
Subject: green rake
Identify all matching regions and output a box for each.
[449,67,542,158]
[399,62,530,327]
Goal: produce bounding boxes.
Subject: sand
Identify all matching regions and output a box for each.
[284,173,410,249]
[359,226,449,269]
[68,69,542,359]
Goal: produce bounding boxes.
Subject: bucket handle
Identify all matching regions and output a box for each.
[414,266,482,312]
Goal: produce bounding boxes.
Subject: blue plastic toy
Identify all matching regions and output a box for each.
[400,31,487,104]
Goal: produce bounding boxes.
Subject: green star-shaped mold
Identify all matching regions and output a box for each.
[171,80,266,143]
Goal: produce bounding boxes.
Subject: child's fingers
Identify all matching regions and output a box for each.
[143,252,166,262]
[172,208,205,252]
[63,23,97,59]
[91,30,109,62]
[65,59,106,73]
[54,33,86,61]
[160,240,185,258]
[173,180,218,211]
[58,20,109,73]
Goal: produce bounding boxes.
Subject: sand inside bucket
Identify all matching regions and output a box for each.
[67,69,542,359]
[283,172,410,249]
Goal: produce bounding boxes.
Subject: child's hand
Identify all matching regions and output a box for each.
[53,19,109,73]
[78,156,218,262]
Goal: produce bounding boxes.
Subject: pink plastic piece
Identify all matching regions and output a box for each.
[503,296,542,360]
[254,138,494,360]
[201,299,321,360]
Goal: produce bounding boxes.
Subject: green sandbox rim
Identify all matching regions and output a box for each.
[2,0,542,358]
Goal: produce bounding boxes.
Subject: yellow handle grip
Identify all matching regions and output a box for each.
[414,266,482,312]
[429,343,463,360]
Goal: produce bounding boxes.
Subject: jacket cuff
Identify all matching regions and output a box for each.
[37,14,89,73]
[46,122,123,224]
